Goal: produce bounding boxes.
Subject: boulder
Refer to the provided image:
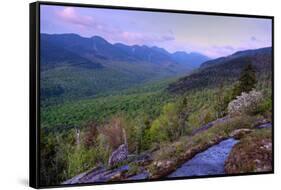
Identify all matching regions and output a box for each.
[227,90,263,116]
[108,144,128,167]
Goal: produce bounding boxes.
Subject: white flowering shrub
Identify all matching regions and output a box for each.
[227,90,263,116]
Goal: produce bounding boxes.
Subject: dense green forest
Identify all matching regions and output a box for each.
[40,44,272,185]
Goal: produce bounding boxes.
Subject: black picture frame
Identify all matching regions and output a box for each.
[30,1,274,188]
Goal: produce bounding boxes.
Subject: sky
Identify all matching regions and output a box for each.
[40,5,272,58]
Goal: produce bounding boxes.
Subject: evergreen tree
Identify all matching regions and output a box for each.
[232,63,257,98]
[239,64,257,92]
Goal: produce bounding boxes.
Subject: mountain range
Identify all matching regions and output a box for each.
[40,33,209,103]
[168,47,272,93]
[41,33,209,70]
[40,33,271,104]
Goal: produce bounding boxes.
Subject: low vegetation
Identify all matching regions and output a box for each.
[147,115,257,178]
[225,128,272,173]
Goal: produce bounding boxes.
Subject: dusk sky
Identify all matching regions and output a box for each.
[40,5,272,58]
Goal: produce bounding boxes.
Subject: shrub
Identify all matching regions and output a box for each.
[149,118,169,143]
[82,122,99,148]
[133,115,151,153]
[213,84,233,118]
[255,97,272,115]
[199,107,215,125]
[188,106,216,132]
[99,117,127,150]
[227,90,263,116]
[148,102,186,144]
[66,136,110,178]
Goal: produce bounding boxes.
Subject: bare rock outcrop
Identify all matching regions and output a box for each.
[108,144,128,167]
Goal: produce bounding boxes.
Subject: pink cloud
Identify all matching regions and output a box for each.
[56,7,174,46]
[57,7,96,28]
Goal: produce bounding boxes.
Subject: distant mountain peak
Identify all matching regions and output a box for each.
[91,35,109,44]
[232,47,272,56]
[171,51,210,68]
[200,47,272,68]
[41,33,210,69]
[168,46,272,94]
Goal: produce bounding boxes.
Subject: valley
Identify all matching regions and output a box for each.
[39,33,272,186]
[41,33,209,105]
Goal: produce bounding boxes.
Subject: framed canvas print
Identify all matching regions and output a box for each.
[29,1,274,188]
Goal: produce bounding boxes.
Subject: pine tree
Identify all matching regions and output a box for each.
[232,63,257,98]
[239,64,257,92]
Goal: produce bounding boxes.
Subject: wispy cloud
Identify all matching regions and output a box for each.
[57,7,95,28]
[56,7,175,45]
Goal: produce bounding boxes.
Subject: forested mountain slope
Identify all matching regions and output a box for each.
[167,47,272,93]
